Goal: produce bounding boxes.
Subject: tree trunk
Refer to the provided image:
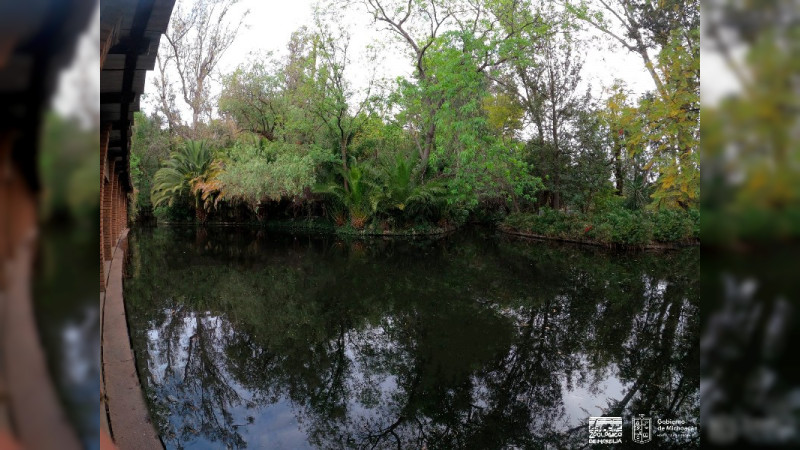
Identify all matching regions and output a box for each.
[419,123,435,181]
[340,138,349,192]
[195,194,207,223]
[614,140,624,196]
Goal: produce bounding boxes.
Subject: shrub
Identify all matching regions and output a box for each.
[154,201,195,222]
[504,206,703,246]
[687,208,700,239]
[652,209,695,242]
[597,209,653,246]
[587,222,614,244]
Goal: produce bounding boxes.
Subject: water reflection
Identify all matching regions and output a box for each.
[34,226,101,450]
[701,247,800,446]
[124,226,699,449]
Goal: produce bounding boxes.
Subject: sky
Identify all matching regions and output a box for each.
[138,0,662,123]
[49,0,722,129]
[51,3,100,129]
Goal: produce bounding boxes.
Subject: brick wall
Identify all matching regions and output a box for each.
[100,130,130,291]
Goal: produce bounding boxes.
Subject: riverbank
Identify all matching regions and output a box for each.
[500,209,700,249]
[156,211,701,249]
[156,218,460,237]
[498,226,696,250]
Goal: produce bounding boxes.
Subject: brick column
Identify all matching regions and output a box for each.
[103,162,115,259]
[102,178,112,259]
[100,125,110,289]
[117,177,125,234]
[111,172,119,244]
[115,180,122,237]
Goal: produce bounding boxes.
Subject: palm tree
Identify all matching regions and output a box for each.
[151,140,217,222]
[315,165,379,229]
[376,152,447,222]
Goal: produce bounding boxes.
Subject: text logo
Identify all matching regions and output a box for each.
[632,415,653,444]
[589,416,623,444]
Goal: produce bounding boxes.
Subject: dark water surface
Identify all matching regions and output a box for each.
[124,226,699,449]
[35,226,101,450]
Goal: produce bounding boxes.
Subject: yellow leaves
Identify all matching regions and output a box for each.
[190,159,226,210]
[482,92,524,137]
[660,172,677,190]
[739,165,799,209]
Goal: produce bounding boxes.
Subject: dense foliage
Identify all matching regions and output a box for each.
[131,0,699,242]
[504,206,698,247]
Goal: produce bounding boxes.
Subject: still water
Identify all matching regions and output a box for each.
[124,226,699,449]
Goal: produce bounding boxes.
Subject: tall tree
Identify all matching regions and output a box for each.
[157,0,249,134]
[218,55,287,141]
[308,17,380,192]
[364,0,542,180]
[526,32,584,210]
[567,0,698,98]
[569,0,699,209]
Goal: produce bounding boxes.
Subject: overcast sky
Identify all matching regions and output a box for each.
[137,0,667,121]
[51,0,724,129]
[51,2,100,129]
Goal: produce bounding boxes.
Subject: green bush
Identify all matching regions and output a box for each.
[599,209,653,246]
[652,209,695,242]
[154,202,195,222]
[504,207,704,247]
[688,208,700,239]
[504,209,587,240]
[587,222,614,244]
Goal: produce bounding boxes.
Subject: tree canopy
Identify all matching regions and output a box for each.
[133,0,699,239]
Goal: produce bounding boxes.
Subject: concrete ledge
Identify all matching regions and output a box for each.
[101,229,163,450]
[1,233,81,450]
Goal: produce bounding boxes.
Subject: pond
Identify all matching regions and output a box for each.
[124,226,699,449]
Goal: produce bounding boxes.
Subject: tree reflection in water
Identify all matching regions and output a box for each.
[124,226,699,449]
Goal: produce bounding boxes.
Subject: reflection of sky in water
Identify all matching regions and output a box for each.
[143,310,631,448]
[561,360,626,428]
[145,316,414,449]
[126,227,700,448]
[65,304,101,450]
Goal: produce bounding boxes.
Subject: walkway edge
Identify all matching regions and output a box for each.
[101,230,163,450]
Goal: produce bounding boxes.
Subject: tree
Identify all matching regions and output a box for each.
[151,140,217,222]
[563,107,615,213]
[308,20,380,193]
[218,56,287,141]
[130,112,172,221]
[600,81,636,196]
[567,0,698,98]
[363,0,543,180]
[375,151,448,222]
[315,164,379,228]
[512,25,585,210]
[216,141,332,213]
[569,0,699,209]
[157,0,249,134]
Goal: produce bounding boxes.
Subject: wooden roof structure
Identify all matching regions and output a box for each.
[0,0,97,192]
[101,0,176,191]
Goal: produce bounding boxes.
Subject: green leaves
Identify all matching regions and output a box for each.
[220,141,332,209]
[151,140,215,210]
